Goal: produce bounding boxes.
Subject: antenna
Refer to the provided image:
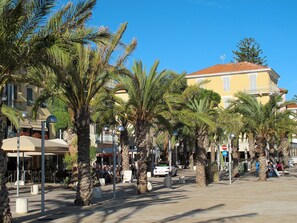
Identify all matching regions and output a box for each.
[220,54,226,64]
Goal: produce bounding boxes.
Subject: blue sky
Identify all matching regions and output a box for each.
[87,0,297,99]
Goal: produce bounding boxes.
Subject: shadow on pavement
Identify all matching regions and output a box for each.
[159,204,225,223]
[199,213,258,223]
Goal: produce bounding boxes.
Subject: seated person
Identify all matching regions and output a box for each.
[267,162,278,178]
[276,161,283,171]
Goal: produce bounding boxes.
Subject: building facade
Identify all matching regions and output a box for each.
[186,62,284,154]
[186,62,280,108]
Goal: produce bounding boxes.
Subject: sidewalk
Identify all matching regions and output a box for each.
[9,169,297,223]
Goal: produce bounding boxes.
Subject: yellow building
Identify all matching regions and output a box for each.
[3,83,53,138]
[186,62,281,108]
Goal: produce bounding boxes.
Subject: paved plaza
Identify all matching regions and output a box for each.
[9,169,297,223]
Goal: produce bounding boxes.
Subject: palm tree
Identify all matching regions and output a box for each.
[0,0,99,221]
[229,92,285,181]
[116,60,183,193]
[175,85,218,186]
[113,98,131,171]
[217,109,243,177]
[28,24,136,205]
[275,109,297,168]
[185,97,216,186]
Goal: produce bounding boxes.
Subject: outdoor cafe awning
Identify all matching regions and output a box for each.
[2,136,69,154]
[6,152,56,157]
[7,153,31,158]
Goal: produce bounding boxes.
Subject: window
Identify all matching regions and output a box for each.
[223,96,232,109]
[196,78,205,84]
[223,76,230,91]
[196,78,205,88]
[27,88,34,106]
[249,74,257,93]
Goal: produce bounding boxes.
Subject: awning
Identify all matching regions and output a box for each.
[2,136,69,154]
[24,152,56,156]
[7,153,32,158]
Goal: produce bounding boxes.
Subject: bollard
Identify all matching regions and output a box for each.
[31,184,39,195]
[99,178,105,186]
[16,198,28,214]
[164,174,172,188]
[147,181,153,191]
[147,172,152,178]
[92,187,102,199]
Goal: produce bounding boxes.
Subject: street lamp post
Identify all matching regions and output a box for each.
[104,125,124,199]
[228,133,235,185]
[41,115,57,215]
[16,112,27,197]
[167,130,178,188]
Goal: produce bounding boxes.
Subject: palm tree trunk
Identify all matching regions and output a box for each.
[258,153,267,181]
[74,108,92,206]
[279,135,290,168]
[121,130,130,171]
[210,143,215,163]
[135,121,148,194]
[232,147,240,178]
[163,132,169,160]
[248,133,256,172]
[257,137,267,182]
[183,139,188,169]
[189,152,194,170]
[0,99,12,223]
[196,136,207,187]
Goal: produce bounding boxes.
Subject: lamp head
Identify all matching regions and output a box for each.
[118,126,125,132]
[21,111,28,118]
[172,129,178,136]
[46,115,57,123]
[103,125,109,132]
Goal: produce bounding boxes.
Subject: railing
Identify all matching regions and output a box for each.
[243,84,279,95]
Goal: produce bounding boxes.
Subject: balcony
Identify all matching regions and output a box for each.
[243,84,279,96]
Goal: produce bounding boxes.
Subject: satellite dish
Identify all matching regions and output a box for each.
[220,54,226,63]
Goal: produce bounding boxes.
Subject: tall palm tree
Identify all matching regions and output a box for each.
[175,85,218,186]
[29,24,136,205]
[116,60,183,193]
[185,97,216,186]
[0,1,99,221]
[229,92,285,181]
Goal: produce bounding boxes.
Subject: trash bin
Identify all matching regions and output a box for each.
[164,174,172,188]
[243,163,248,172]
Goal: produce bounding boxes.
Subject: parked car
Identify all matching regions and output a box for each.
[153,162,178,176]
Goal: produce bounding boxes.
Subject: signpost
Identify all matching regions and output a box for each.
[222,145,227,150]
[222,150,228,157]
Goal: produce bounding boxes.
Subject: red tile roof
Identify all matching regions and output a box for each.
[187,62,269,76]
[286,104,297,109]
[279,88,288,94]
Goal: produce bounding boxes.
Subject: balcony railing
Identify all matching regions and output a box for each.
[243,84,279,95]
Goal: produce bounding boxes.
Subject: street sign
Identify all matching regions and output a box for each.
[222,151,228,157]
[222,144,227,150]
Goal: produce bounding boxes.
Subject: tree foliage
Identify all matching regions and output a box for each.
[47,98,72,131]
[232,37,267,66]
